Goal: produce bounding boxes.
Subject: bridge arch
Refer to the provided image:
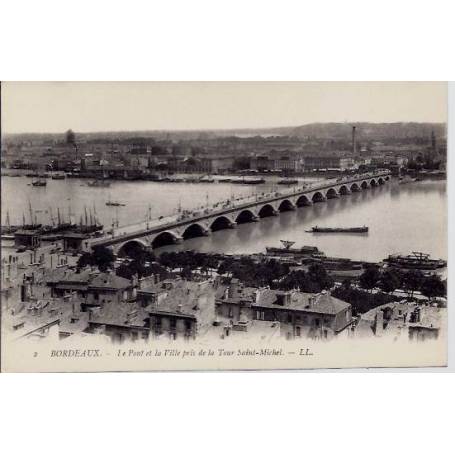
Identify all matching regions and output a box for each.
[296,194,311,206]
[312,191,325,203]
[339,185,349,195]
[117,239,148,258]
[370,179,378,187]
[258,203,276,218]
[378,177,384,185]
[326,187,338,199]
[151,230,180,249]
[235,209,257,224]
[350,182,360,192]
[182,223,208,240]
[360,181,369,189]
[278,199,296,212]
[210,215,234,231]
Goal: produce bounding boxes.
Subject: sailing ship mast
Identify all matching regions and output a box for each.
[28,200,34,226]
[49,207,55,226]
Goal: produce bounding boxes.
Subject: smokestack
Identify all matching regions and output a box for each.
[352,126,357,154]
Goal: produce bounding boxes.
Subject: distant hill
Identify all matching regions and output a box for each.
[3,122,446,143]
[217,122,447,140]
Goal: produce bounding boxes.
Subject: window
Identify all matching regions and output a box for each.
[296,326,301,337]
[256,311,265,321]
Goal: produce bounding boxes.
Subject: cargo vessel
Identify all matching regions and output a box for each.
[306,226,368,233]
[266,240,324,257]
[277,179,298,185]
[384,252,446,270]
[87,179,111,187]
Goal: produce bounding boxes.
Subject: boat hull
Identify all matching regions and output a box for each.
[308,227,368,233]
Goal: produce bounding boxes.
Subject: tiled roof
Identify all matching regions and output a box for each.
[88,273,131,290]
[254,290,350,315]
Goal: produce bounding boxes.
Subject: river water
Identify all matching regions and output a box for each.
[1,176,447,263]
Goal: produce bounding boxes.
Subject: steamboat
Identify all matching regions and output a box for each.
[266,240,324,258]
[384,252,446,270]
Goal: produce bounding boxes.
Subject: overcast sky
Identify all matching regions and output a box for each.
[1,82,447,134]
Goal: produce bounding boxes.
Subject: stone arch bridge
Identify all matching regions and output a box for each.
[88,171,391,256]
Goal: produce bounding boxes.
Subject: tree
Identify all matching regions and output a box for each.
[401,270,424,299]
[359,266,381,292]
[420,274,446,301]
[65,129,76,144]
[180,266,193,280]
[77,252,93,270]
[91,246,115,272]
[308,263,334,291]
[379,269,401,294]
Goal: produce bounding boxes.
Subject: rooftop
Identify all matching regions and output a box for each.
[89,273,131,290]
[216,282,351,316]
[254,289,351,315]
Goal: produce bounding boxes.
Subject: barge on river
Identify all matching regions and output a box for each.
[306,226,368,233]
[384,252,446,270]
[266,240,324,258]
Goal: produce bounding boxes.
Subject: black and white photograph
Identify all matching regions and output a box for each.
[1,3,454,455]
[0,81,448,371]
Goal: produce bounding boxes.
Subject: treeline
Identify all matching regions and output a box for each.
[275,265,334,293]
[357,266,446,300]
[157,251,334,292]
[76,248,446,309]
[332,286,400,316]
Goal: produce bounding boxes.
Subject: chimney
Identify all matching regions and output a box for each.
[284,292,292,306]
[374,310,384,335]
[352,126,357,154]
[228,279,240,299]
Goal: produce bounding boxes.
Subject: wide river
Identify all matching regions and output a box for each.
[1,176,447,262]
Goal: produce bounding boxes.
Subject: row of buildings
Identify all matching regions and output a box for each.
[2,139,414,176]
[3,262,445,346]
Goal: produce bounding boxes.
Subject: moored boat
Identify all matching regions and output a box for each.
[266,240,324,257]
[306,226,368,233]
[87,179,111,187]
[384,252,446,270]
[51,172,66,179]
[277,179,298,185]
[106,198,126,207]
[32,178,47,187]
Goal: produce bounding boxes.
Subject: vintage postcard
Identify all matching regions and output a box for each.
[0,81,448,372]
